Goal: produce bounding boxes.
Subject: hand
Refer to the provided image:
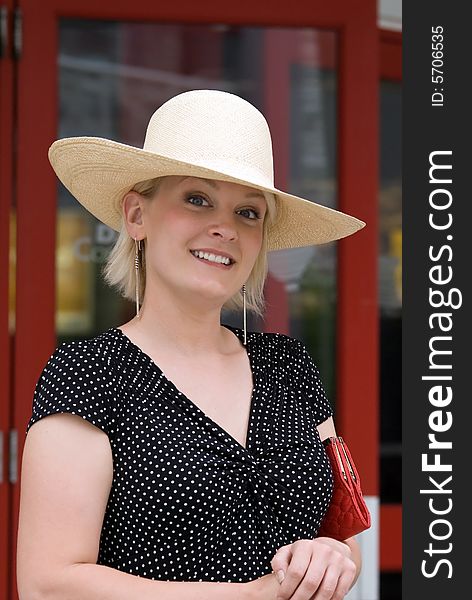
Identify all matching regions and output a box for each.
[270,537,357,600]
[245,572,281,599]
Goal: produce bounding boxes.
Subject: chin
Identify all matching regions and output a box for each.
[184,279,233,299]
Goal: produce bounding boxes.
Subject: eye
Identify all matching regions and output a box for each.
[186,193,210,207]
[238,207,261,220]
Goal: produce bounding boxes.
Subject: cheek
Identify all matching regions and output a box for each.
[147,207,197,245]
[246,227,264,256]
[239,230,264,276]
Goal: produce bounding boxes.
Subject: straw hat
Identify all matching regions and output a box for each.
[48,89,365,251]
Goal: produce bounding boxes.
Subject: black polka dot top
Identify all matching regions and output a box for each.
[26,324,334,583]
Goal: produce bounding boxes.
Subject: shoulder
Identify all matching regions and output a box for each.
[65,328,119,360]
[252,328,306,352]
[37,329,119,383]
[28,330,121,437]
[247,327,311,365]
[248,328,333,425]
[250,328,324,384]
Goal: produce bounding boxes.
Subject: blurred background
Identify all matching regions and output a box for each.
[0,1,401,598]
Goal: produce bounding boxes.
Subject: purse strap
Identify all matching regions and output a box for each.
[322,436,358,485]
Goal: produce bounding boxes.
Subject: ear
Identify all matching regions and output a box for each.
[122,191,146,240]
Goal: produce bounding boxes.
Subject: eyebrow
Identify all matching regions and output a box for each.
[179,176,266,201]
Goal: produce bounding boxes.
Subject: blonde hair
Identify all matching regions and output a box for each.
[102,176,279,318]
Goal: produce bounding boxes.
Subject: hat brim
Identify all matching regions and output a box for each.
[49,137,366,251]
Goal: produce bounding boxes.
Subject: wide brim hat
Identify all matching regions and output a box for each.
[48,89,365,251]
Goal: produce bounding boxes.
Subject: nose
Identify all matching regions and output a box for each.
[207,217,239,241]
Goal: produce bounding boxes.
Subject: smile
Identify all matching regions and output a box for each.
[189,250,235,268]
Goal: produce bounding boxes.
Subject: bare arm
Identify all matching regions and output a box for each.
[46,564,249,600]
[17,413,254,600]
[343,536,362,589]
[316,416,363,588]
[316,415,337,443]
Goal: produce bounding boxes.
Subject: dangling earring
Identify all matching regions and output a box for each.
[134,237,142,318]
[242,284,247,345]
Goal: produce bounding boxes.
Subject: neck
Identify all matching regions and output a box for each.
[127,278,241,357]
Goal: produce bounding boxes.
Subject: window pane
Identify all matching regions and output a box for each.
[56,21,338,404]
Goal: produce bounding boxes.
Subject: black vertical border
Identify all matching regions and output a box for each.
[403,3,469,598]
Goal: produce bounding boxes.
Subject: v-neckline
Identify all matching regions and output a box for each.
[111,324,257,454]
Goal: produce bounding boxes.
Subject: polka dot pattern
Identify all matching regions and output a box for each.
[26,324,334,583]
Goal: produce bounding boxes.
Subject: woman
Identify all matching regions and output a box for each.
[17,89,365,600]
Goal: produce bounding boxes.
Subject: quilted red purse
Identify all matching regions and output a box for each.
[317,436,371,541]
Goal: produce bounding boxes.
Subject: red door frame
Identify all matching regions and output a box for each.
[10,1,378,598]
[0,1,14,597]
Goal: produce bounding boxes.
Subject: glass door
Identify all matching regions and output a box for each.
[54,21,339,399]
[10,2,379,599]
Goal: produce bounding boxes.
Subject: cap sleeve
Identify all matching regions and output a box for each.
[292,338,334,427]
[26,340,117,438]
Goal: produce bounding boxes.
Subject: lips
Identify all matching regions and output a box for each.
[190,248,236,263]
[190,250,234,269]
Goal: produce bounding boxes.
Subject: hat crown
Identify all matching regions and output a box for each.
[143,89,274,187]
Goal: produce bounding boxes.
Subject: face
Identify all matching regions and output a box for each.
[126,175,267,307]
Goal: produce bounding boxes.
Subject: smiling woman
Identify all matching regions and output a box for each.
[18,89,365,600]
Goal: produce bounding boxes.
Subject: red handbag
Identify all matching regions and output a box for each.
[317,436,371,541]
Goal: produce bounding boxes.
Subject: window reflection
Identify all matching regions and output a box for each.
[57,20,338,406]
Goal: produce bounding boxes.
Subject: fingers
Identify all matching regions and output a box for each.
[270,543,293,584]
[276,542,356,600]
[329,560,357,600]
[289,563,325,600]
[274,541,314,600]
[287,550,340,600]
[310,559,357,600]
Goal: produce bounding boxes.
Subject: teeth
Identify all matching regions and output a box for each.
[191,250,232,265]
